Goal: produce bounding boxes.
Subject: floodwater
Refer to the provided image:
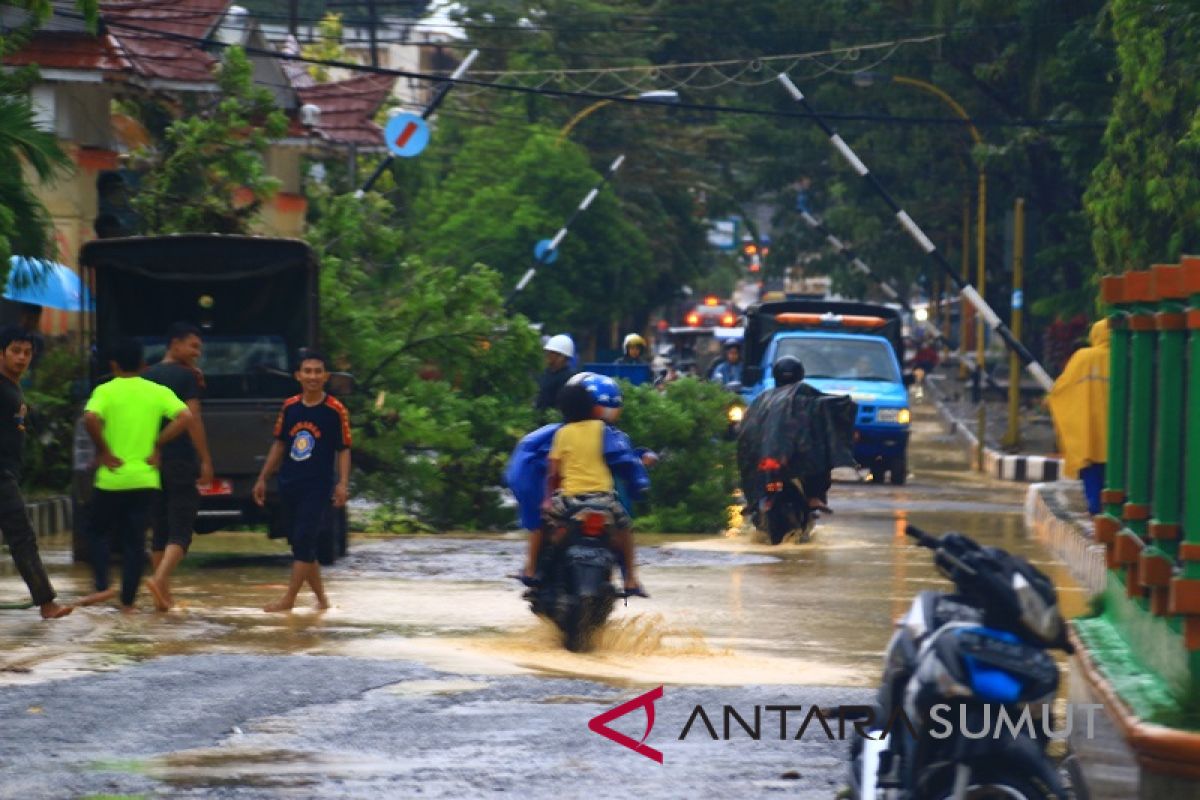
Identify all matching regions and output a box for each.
[0,399,1086,798]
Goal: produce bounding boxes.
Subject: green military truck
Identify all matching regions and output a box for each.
[71,234,350,564]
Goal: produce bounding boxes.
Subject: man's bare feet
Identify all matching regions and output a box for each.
[38,601,73,619]
[315,597,331,610]
[119,604,139,615]
[78,589,117,607]
[263,597,295,613]
[144,577,172,612]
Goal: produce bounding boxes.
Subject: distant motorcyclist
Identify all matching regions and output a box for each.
[738,355,856,514]
[615,333,647,365]
[710,338,743,386]
[535,334,576,413]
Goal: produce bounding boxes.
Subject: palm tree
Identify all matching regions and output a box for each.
[0,91,71,283]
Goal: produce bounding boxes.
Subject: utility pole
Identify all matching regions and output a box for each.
[356,49,480,196]
[288,0,298,36]
[366,0,379,68]
[506,154,627,307]
[1002,198,1026,449]
[775,72,1053,394]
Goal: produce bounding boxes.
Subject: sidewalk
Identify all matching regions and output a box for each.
[925,370,1064,483]
[1024,480,1106,597]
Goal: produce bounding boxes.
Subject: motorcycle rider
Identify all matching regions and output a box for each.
[534,334,576,413]
[752,355,834,511]
[508,373,651,594]
[710,338,743,385]
[615,333,647,365]
[544,377,647,597]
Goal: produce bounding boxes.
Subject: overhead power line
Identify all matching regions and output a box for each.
[58,10,1107,133]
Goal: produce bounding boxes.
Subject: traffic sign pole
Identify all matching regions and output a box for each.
[776,72,1053,392]
[357,49,479,197]
[506,154,626,307]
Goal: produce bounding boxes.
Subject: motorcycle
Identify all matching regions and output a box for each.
[525,497,636,652]
[751,457,818,544]
[849,525,1072,800]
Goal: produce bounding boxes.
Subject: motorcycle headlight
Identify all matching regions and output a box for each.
[727,405,744,423]
[875,407,911,425]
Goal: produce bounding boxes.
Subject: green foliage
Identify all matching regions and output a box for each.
[1085,0,1200,274]
[0,94,70,270]
[301,13,345,82]
[23,345,86,492]
[132,47,288,234]
[413,126,650,334]
[618,379,738,533]
[0,1,97,273]
[308,189,543,530]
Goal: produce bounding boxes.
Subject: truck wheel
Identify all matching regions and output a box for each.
[889,453,908,485]
[71,495,90,564]
[870,462,887,484]
[316,507,339,565]
[336,507,349,558]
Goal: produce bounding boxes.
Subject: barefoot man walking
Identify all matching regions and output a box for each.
[253,351,350,612]
[143,322,214,611]
[0,327,72,619]
[80,338,192,612]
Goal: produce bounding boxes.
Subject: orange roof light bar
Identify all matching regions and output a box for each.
[775,312,886,329]
[703,295,720,306]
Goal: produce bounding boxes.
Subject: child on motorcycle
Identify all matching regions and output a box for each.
[543,380,647,597]
[507,374,651,596]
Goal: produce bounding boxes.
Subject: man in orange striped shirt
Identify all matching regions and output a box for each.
[253,351,351,612]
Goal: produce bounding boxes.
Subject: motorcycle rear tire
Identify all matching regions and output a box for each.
[923,755,1068,800]
[563,595,597,652]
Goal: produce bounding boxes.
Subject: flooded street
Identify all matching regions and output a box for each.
[0,401,1086,798]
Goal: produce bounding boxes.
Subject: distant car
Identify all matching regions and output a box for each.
[684,296,739,328]
[740,300,911,485]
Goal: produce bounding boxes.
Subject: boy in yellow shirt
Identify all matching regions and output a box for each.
[543,382,645,595]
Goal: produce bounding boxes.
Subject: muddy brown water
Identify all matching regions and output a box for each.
[0,401,1085,690]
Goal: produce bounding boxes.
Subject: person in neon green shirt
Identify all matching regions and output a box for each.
[79,338,193,612]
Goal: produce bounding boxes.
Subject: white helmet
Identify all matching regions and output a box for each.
[544,334,575,358]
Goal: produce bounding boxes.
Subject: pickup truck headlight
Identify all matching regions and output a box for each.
[727,404,744,424]
[875,407,911,425]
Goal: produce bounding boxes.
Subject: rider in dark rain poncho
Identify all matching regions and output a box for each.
[736,355,858,514]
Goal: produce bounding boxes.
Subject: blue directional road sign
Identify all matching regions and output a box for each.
[383,113,430,158]
[534,239,560,264]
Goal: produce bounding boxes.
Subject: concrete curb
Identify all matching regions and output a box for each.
[925,377,1063,483]
[1024,481,1107,597]
[25,496,71,539]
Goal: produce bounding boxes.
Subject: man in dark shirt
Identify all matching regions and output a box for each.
[142,322,213,611]
[0,326,71,618]
[253,351,351,612]
[534,334,576,413]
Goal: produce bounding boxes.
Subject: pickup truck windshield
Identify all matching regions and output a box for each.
[774,338,899,382]
[143,335,295,399]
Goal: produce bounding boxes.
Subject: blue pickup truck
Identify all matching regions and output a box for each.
[739,299,912,484]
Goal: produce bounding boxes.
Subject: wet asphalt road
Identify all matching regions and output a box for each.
[0,400,1085,799]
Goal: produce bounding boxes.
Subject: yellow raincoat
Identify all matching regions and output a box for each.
[1048,320,1109,478]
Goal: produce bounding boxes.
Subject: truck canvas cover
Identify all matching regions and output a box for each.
[79,235,317,354]
[742,299,904,369]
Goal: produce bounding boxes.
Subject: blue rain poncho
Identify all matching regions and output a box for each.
[504,423,651,531]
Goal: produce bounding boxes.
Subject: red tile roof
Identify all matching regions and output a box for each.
[100,0,227,84]
[297,73,396,146]
[2,31,132,74]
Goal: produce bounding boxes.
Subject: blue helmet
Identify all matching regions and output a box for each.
[569,371,623,409]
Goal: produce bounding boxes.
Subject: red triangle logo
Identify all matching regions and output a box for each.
[587,685,665,763]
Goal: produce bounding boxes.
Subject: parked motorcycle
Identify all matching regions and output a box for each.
[750,457,818,544]
[849,524,1072,800]
[525,497,637,652]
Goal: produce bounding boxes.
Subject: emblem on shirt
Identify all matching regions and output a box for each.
[290,429,316,462]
